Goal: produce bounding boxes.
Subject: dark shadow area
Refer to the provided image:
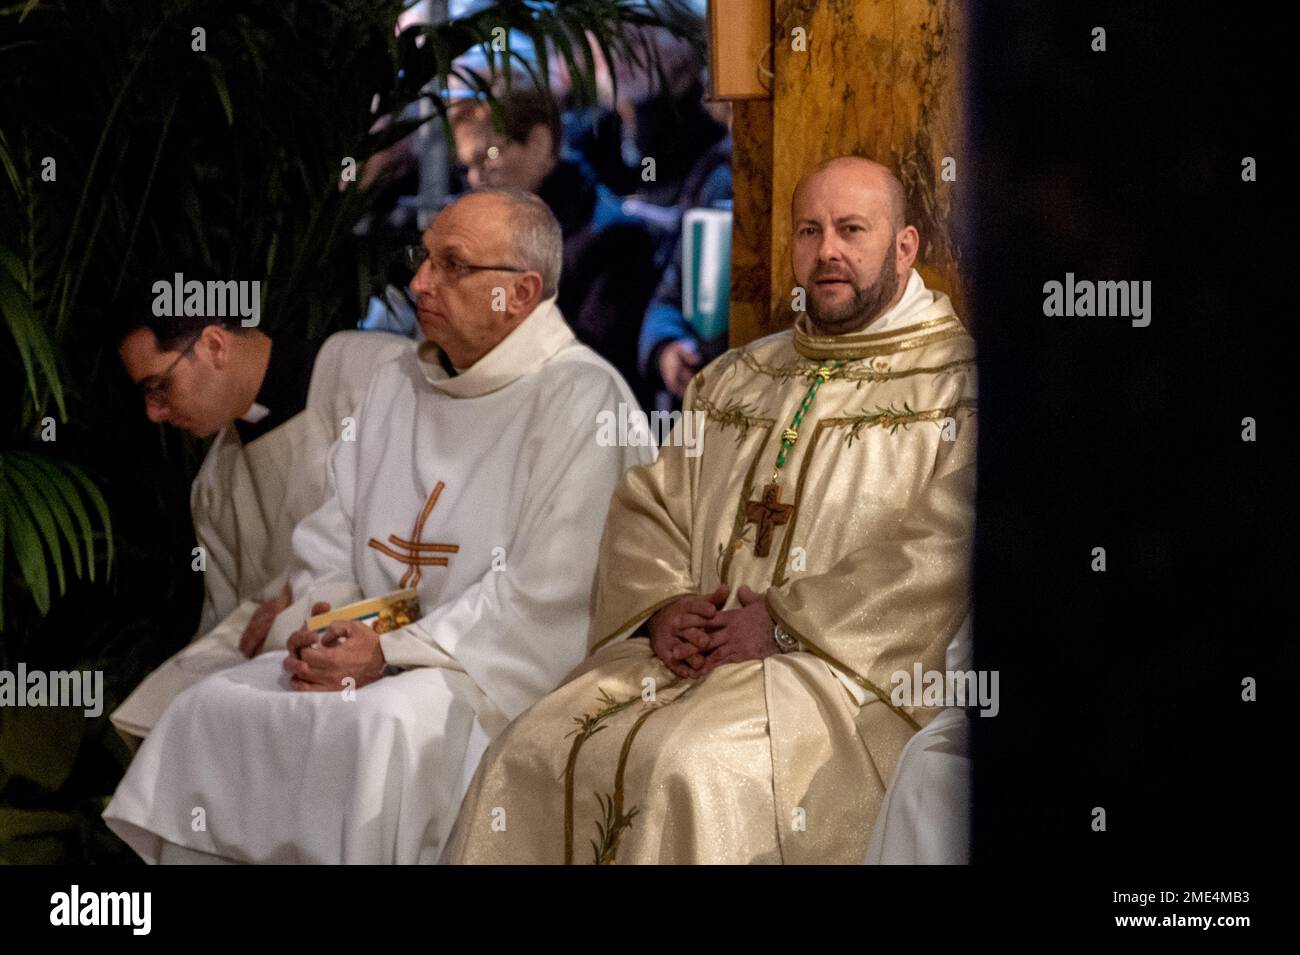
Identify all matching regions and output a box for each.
[968,2,1293,864]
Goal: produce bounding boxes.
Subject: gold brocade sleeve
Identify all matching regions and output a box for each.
[587,378,707,652]
[765,410,977,729]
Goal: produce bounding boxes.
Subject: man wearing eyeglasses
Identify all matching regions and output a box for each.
[105,189,653,863]
[109,279,413,741]
[449,91,661,409]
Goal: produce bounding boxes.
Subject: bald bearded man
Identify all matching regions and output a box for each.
[446,157,978,864]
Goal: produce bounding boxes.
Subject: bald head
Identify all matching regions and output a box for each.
[792,156,907,232]
[789,155,920,336]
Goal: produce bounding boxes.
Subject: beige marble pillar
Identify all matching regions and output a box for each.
[729,0,966,346]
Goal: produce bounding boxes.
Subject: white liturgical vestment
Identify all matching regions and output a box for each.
[104,297,653,863]
[109,330,413,740]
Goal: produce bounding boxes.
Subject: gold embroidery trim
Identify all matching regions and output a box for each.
[718,424,777,583]
[833,396,979,441]
[563,678,687,865]
[770,418,834,588]
[794,326,968,361]
[592,708,654,864]
[562,687,642,864]
[740,351,975,384]
[765,604,922,732]
[590,678,692,865]
[798,314,953,345]
[768,399,977,585]
[694,395,774,434]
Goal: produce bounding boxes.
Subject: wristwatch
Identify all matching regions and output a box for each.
[773,622,800,653]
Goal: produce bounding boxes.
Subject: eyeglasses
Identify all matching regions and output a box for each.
[454,142,505,179]
[402,245,528,283]
[139,331,202,409]
[454,145,502,179]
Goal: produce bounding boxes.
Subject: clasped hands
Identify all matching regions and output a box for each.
[237,592,387,692]
[648,584,780,680]
[280,601,387,692]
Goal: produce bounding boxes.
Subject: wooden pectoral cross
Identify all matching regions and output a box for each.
[744,482,793,558]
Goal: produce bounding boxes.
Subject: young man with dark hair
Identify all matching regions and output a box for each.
[110,275,413,740]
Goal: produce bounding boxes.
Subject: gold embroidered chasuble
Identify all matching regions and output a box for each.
[446,292,977,864]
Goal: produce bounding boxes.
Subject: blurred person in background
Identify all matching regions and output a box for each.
[450,89,661,409]
[604,28,733,406]
[110,270,411,742]
[536,19,735,408]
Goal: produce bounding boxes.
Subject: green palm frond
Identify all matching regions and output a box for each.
[391,0,700,113]
[0,453,113,627]
[0,128,66,421]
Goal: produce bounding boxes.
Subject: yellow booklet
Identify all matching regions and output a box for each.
[307,588,421,635]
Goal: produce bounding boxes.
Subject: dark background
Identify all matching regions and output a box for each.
[968,2,1293,865]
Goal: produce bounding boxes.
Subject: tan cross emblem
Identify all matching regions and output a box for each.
[367,480,460,588]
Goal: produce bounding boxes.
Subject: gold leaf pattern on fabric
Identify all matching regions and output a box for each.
[445,291,977,864]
